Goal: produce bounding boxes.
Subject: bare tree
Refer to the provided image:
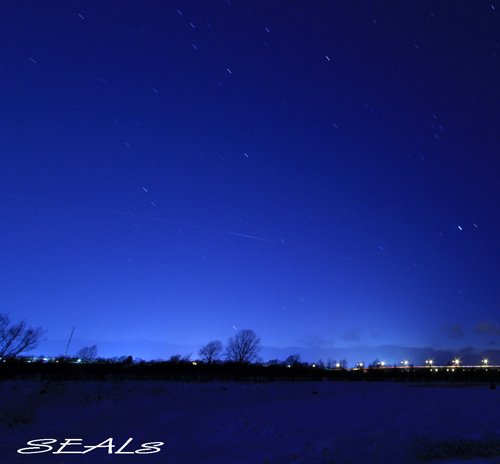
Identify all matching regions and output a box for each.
[76,345,98,361]
[226,329,261,363]
[0,313,46,358]
[285,354,302,367]
[199,340,223,364]
[168,353,191,363]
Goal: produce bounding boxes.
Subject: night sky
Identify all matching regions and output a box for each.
[2,1,499,363]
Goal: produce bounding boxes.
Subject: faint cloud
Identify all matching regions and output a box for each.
[302,334,330,349]
[475,321,500,337]
[342,329,361,342]
[458,345,475,355]
[438,324,465,339]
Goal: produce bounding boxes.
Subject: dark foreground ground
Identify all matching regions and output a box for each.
[1,379,500,464]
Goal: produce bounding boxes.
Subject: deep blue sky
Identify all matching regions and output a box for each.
[1,1,499,362]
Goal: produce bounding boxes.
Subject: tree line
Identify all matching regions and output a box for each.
[2,314,495,371]
[0,313,263,365]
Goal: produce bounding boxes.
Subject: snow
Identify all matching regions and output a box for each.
[2,381,500,463]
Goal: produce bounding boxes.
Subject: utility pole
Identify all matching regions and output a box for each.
[64,327,75,356]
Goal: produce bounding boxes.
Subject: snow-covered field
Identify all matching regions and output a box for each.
[1,380,499,464]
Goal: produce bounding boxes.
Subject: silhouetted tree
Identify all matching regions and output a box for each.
[226,329,261,363]
[168,353,191,363]
[266,359,281,366]
[0,313,46,358]
[121,355,134,365]
[338,359,348,369]
[285,354,301,367]
[199,340,223,364]
[76,345,97,361]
